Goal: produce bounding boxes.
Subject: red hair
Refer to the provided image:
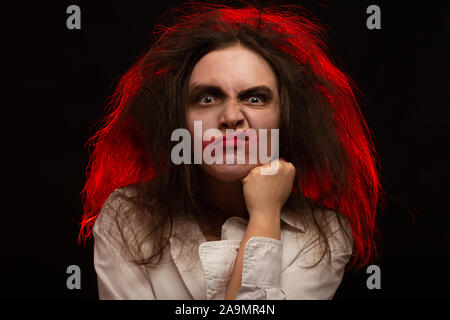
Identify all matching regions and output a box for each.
[79,2,382,270]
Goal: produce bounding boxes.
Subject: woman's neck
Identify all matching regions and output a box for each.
[202,173,246,219]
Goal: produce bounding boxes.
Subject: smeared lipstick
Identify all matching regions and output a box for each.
[201,129,257,150]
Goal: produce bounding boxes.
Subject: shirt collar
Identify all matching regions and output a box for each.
[280,207,306,232]
[168,208,305,300]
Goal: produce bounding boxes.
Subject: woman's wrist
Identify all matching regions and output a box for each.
[248,208,281,223]
[247,210,281,240]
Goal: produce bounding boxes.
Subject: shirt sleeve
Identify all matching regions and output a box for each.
[93,191,157,300]
[235,237,286,300]
[235,215,353,300]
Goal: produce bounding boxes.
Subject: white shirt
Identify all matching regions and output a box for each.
[93,186,353,300]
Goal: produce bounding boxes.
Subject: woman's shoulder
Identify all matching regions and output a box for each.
[95,185,139,220]
[93,184,146,242]
[283,206,350,233]
[93,183,160,260]
[289,207,353,256]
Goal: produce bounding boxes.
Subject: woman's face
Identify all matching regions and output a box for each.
[186,45,280,182]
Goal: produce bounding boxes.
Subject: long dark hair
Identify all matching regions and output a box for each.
[80,2,383,270]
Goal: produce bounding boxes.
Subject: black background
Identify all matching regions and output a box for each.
[3,0,450,300]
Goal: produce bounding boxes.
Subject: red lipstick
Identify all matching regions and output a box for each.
[202,129,256,150]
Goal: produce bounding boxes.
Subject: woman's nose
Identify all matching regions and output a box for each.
[219,101,245,130]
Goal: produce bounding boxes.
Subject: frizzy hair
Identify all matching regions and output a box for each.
[79,2,383,270]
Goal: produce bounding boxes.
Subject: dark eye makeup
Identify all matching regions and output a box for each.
[188,84,274,105]
[197,94,268,104]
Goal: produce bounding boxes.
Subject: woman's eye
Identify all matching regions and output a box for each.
[199,95,216,104]
[197,94,266,105]
[245,96,265,104]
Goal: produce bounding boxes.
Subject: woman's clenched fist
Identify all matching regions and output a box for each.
[241,159,296,221]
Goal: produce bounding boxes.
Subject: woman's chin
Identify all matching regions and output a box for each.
[200,163,257,182]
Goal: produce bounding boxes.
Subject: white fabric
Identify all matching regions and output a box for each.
[93,186,353,300]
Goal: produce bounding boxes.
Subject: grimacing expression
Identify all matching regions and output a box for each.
[186,45,280,182]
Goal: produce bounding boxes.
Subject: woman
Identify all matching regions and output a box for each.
[80,3,382,299]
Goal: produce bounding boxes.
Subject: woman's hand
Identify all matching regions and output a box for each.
[241,159,296,220]
[225,159,296,299]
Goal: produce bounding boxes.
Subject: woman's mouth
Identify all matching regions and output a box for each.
[202,129,256,150]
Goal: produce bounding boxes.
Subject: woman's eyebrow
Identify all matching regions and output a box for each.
[188,84,274,101]
[236,86,273,100]
[188,85,226,101]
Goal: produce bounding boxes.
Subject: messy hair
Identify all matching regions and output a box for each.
[80,2,382,270]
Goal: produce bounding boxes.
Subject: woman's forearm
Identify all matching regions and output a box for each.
[224,212,281,300]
